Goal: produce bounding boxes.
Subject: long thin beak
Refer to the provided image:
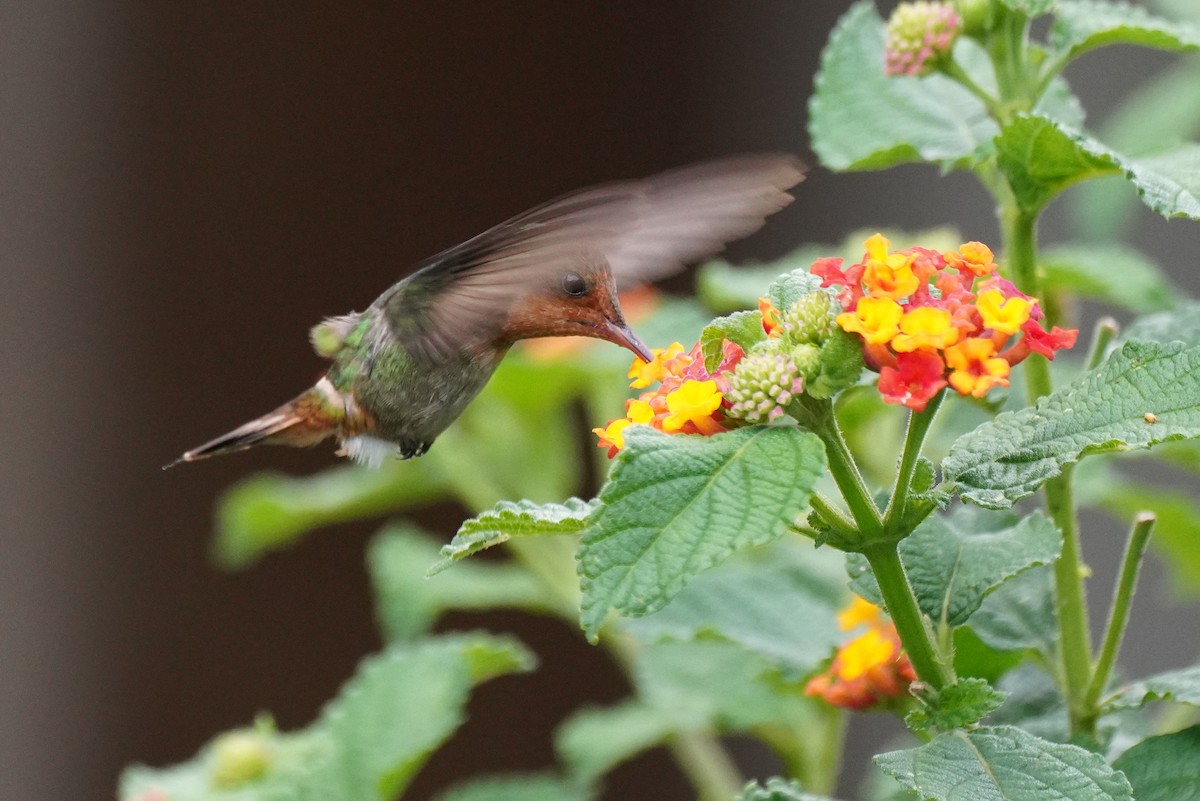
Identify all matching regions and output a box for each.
[601,318,654,363]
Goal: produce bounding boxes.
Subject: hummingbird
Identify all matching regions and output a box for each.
[172,154,804,468]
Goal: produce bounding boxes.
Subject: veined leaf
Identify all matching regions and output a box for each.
[996,114,1200,218]
[1104,665,1200,711]
[945,341,1200,508]
[876,725,1133,801]
[810,3,996,171]
[1123,302,1200,349]
[625,543,845,675]
[431,498,597,574]
[736,778,843,801]
[118,635,535,801]
[1112,726,1200,801]
[368,526,554,641]
[906,677,1007,734]
[1051,1,1200,62]
[847,507,1061,626]
[578,426,826,639]
[966,565,1059,657]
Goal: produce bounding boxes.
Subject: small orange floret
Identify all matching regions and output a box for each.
[891,306,960,352]
[836,297,904,345]
[758,297,782,336]
[836,629,897,682]
[837,595,884,631]
[945,241,997,277]
[945,337,1010,397]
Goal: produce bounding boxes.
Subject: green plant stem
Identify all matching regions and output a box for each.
[809,492,862,547]
[1001,203,1094,735]
[863,543,952,690]
[1085,317,1120,371]
[1084,513,1155,719]
[884,389,945,531]
[940,59,1002,117]
[813,405,883,538]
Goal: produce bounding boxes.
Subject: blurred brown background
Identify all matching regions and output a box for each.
[3,2,1197,800]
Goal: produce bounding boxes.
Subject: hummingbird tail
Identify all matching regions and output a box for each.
[167,382,344,468]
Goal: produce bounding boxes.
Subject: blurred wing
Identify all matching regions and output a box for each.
[382,153,805,362]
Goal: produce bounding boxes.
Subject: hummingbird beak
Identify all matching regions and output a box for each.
[601,317,654,363]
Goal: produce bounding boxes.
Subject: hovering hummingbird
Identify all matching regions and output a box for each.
[172,154,804,467]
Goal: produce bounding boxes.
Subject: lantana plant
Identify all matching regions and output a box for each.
[125,2,1200,801]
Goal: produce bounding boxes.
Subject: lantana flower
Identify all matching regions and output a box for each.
[821,234,1077,411]
[805,597,917,711]
[593,340,744,457]
[884,1,961,77]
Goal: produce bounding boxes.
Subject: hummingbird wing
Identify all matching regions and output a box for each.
[382,153,805,362]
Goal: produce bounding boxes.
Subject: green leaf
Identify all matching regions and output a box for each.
[118,634,535,801]
[906,678,1007,734]
[578,426,826,639]
[430,774,589,801]
[809,327,866,400]
[996,114,1200,217]
[701,310,767,371]
[1104,665,1200,711]
[966,565,1058,657]
[810,3,995,171]
[1050,1,1200,62]
[697,249,829,313]
[988,664,1069,742]
[847,507,1061,626]
[952,626,1024,684]
[554,701,674,785]
[1112,726,1200,801]
[736,778,842,801]
[767,268,824,313]
[635,640,814,731]
[214,462,450,569]
[430,498,597,574]
[1123,302,1200,349]
[875,725,1133,801]
[1041,243,1178,313]
[945,341,1200,508]
[625,542,846,675]
[368,525,554,641]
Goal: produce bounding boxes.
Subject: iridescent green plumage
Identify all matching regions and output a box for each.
[173,154,805,467]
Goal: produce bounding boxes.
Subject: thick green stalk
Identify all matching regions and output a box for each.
[863,543,953,690]
[813,404,884,538]
[1001,203,1094,733]
[1084,513,1155,719]
[884,389,945,532]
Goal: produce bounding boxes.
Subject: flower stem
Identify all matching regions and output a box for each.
[1084,317,1120,371]
[863,543,952,690]
[808,492,862,548]
[1084,513,1155,718]
[812,403,884,538]
[884,389,945,532]
[1001,203,1094,734]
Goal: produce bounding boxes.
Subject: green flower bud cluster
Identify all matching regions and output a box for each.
[726,349,805,424]
[777,290,836,346]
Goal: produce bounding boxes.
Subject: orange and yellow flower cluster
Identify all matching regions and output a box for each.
[815,234,1077,411]
[804,596,917,711]
[593,340,745,457]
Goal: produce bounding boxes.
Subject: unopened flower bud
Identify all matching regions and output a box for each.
[726,349,805,424]
[885,1,961,77]
[791,343,822,379]
[210,728,273,789]
[779,290,836,345]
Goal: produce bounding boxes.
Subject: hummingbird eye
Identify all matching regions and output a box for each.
[561,272,588,298]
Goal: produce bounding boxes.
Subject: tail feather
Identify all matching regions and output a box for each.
[166,387,341,468]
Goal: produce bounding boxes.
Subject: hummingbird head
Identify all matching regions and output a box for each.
[499,260,654,362]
